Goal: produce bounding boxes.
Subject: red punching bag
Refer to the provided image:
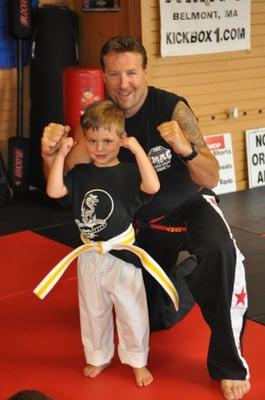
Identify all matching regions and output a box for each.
[63,67,106,132]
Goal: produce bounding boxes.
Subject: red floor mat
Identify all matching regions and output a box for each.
[0,231,264,399]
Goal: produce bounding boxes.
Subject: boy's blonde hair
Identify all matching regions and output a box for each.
[80,100,125,137]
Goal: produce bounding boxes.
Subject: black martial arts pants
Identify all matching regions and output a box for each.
[136,193,249,381]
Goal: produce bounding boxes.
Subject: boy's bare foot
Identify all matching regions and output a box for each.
[220,379,251,400]
[83,362,111,378]
[132,366,153,387]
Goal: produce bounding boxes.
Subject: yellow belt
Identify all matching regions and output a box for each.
[33,224,179,310]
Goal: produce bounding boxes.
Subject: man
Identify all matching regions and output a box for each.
[41,35,250,400]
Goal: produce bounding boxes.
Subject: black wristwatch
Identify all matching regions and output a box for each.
[180,143,198,163]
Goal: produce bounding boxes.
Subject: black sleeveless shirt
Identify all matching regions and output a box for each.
[119,86,200,221]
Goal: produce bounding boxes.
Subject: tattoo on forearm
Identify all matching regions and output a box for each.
[173,101,206,149]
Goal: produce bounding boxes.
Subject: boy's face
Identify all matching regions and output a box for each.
[84,126,121,167]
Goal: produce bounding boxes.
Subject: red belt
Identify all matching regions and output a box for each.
[149,215,187,233]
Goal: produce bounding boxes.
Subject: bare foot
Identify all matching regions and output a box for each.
[132,366,153,387]
[221,379,251,400]
[83,362,111,378]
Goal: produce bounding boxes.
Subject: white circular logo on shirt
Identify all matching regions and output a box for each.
[148,146,172,172]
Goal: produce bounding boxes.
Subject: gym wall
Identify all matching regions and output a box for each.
[140,0,265,191]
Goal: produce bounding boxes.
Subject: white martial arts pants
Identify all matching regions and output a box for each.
[77,251,150,368]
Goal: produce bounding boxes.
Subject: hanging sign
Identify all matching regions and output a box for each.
[204,133,236,195]
[245,128,265,188]
[82,0,120,12]
[159,0,251,57]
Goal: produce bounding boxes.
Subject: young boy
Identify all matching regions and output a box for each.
[46,100,160,387]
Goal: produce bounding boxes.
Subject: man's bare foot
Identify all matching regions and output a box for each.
[221,379,251,400]
[132,367,153,387]
[83,362,111,378]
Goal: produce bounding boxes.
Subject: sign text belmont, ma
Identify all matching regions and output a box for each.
[159,0,251,57]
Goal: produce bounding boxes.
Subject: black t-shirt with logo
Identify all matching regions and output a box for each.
[63,162,151,267]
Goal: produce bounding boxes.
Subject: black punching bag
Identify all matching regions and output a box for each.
[7,0,31,193]
[29,5,79,189]
[7,0,31,39]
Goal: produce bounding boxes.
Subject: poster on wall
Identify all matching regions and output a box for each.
[245,127,265,188]
[82,0,119,12]
[159,0,251,57]
[204,133,236,195]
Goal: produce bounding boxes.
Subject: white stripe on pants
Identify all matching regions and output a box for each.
[78,251,150,368]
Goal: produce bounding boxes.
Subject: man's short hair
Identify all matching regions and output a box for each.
[100,35,148,70]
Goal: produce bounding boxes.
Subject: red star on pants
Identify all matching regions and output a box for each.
[235,288,247,305]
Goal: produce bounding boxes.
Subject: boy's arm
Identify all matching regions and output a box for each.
[121,136,160,194]
[46,137,74,198]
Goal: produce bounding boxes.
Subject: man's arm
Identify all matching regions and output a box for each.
[157,100,219,189]
[41,124,90,178]
[64,126,90,170]
[41,123,71,178]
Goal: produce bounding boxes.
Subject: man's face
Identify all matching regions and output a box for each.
[103,52,148,118]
